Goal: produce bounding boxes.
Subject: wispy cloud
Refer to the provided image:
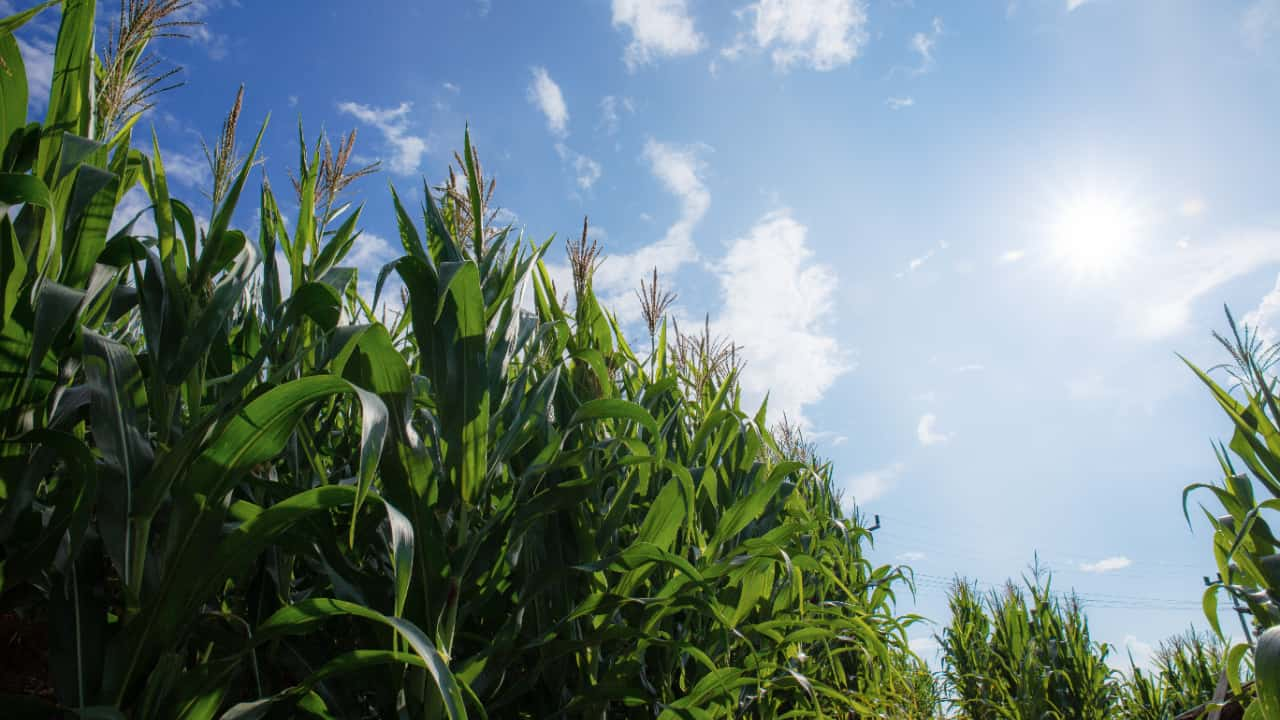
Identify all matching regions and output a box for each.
[162,149,210,189]
[15,35,54,112]
[1243,0,1280,51]
[555,143,603,190]
[1066,0,1095,11]
[843,461,906,507]
[886,96,915,110]
[582,140,710,320]
[527,66,569,136]
[910,17,943,74]
[612,0,705,69]
[1128,227,1280,339]
[917,413,951,446]
[999,249,1026,263]
[732,0,870,71]
[178,0,233,60]
[600,95,634,134]
[1079,556,1132,573]
[336,101,428,175]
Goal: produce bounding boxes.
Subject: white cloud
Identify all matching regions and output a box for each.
[711,210,850,423]
[109,186,158,239]
[917,413,951,446]
[1243,1,1280,51]
[1245,273,1280,344]
[600,95,634,134]
[740,0,869,71]
[1079,556,1132,573]
[909,636,940,659]
[1128,228,1280,339]
[177,0,232,60]
[1066,0,1095,11]
[999,249,1026,263]
[587,140,710,315]
[906,251,932,273]
[345,232,403,305]
[443,82,461,94]
[896,245,943,277]
[527,67,569,136]
[1119,635,1156,671]
[612,0,705,69]
[287,95,299,108]
[555,143,603,190]
[161,149,209,189]
[346,232,399,275]
[886,96,915,110]
[15,35,54,112]
[843,461,905,508]
[897,551,926,562]
[336,101,428,175]
[909,17,943,74]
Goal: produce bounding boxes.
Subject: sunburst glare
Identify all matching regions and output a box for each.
[1048,189,1145,280]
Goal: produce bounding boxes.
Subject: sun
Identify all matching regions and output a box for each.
[1048,191,1142,279]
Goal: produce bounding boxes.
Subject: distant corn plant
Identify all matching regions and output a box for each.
[938,570,1116,719]
[0,1,923,717]
[1114,628,1224,720]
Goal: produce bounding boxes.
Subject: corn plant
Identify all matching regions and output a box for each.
[1182,309,1280,719]
[1114,629,1224,720]
[938,571,1116,719]
[0,2,924,717]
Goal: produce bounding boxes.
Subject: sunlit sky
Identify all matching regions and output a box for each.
[13,0,1280,668]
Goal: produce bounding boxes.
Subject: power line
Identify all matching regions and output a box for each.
[873,513,1205,573]
[902,572,1228,612]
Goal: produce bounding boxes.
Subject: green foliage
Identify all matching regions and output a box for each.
[938,571,1116,719]
[1113,629,1224,720]
[1183,309,1280,717]
[0,3,923,717]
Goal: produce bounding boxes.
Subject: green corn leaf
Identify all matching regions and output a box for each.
[347,384,388,545]
[709,461,802,550]
[256,598,467,720]
[570,398,660,438]
[0,0,59,33]
[389,182,427,263]
[312,203,363,277]
[1257,627,1280,718]
[37,0,94,180]
[0,30,27,145]
[331,323,412,397]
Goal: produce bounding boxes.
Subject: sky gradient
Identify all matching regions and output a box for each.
[12,0,1280,668]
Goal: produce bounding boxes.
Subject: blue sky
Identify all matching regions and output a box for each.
[13,0,1280,668]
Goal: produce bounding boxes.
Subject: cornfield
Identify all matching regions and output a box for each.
[0,1,927,717]
[937,571,1114,719]
[5,2,1274,719]
[1113,629,1223,720]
